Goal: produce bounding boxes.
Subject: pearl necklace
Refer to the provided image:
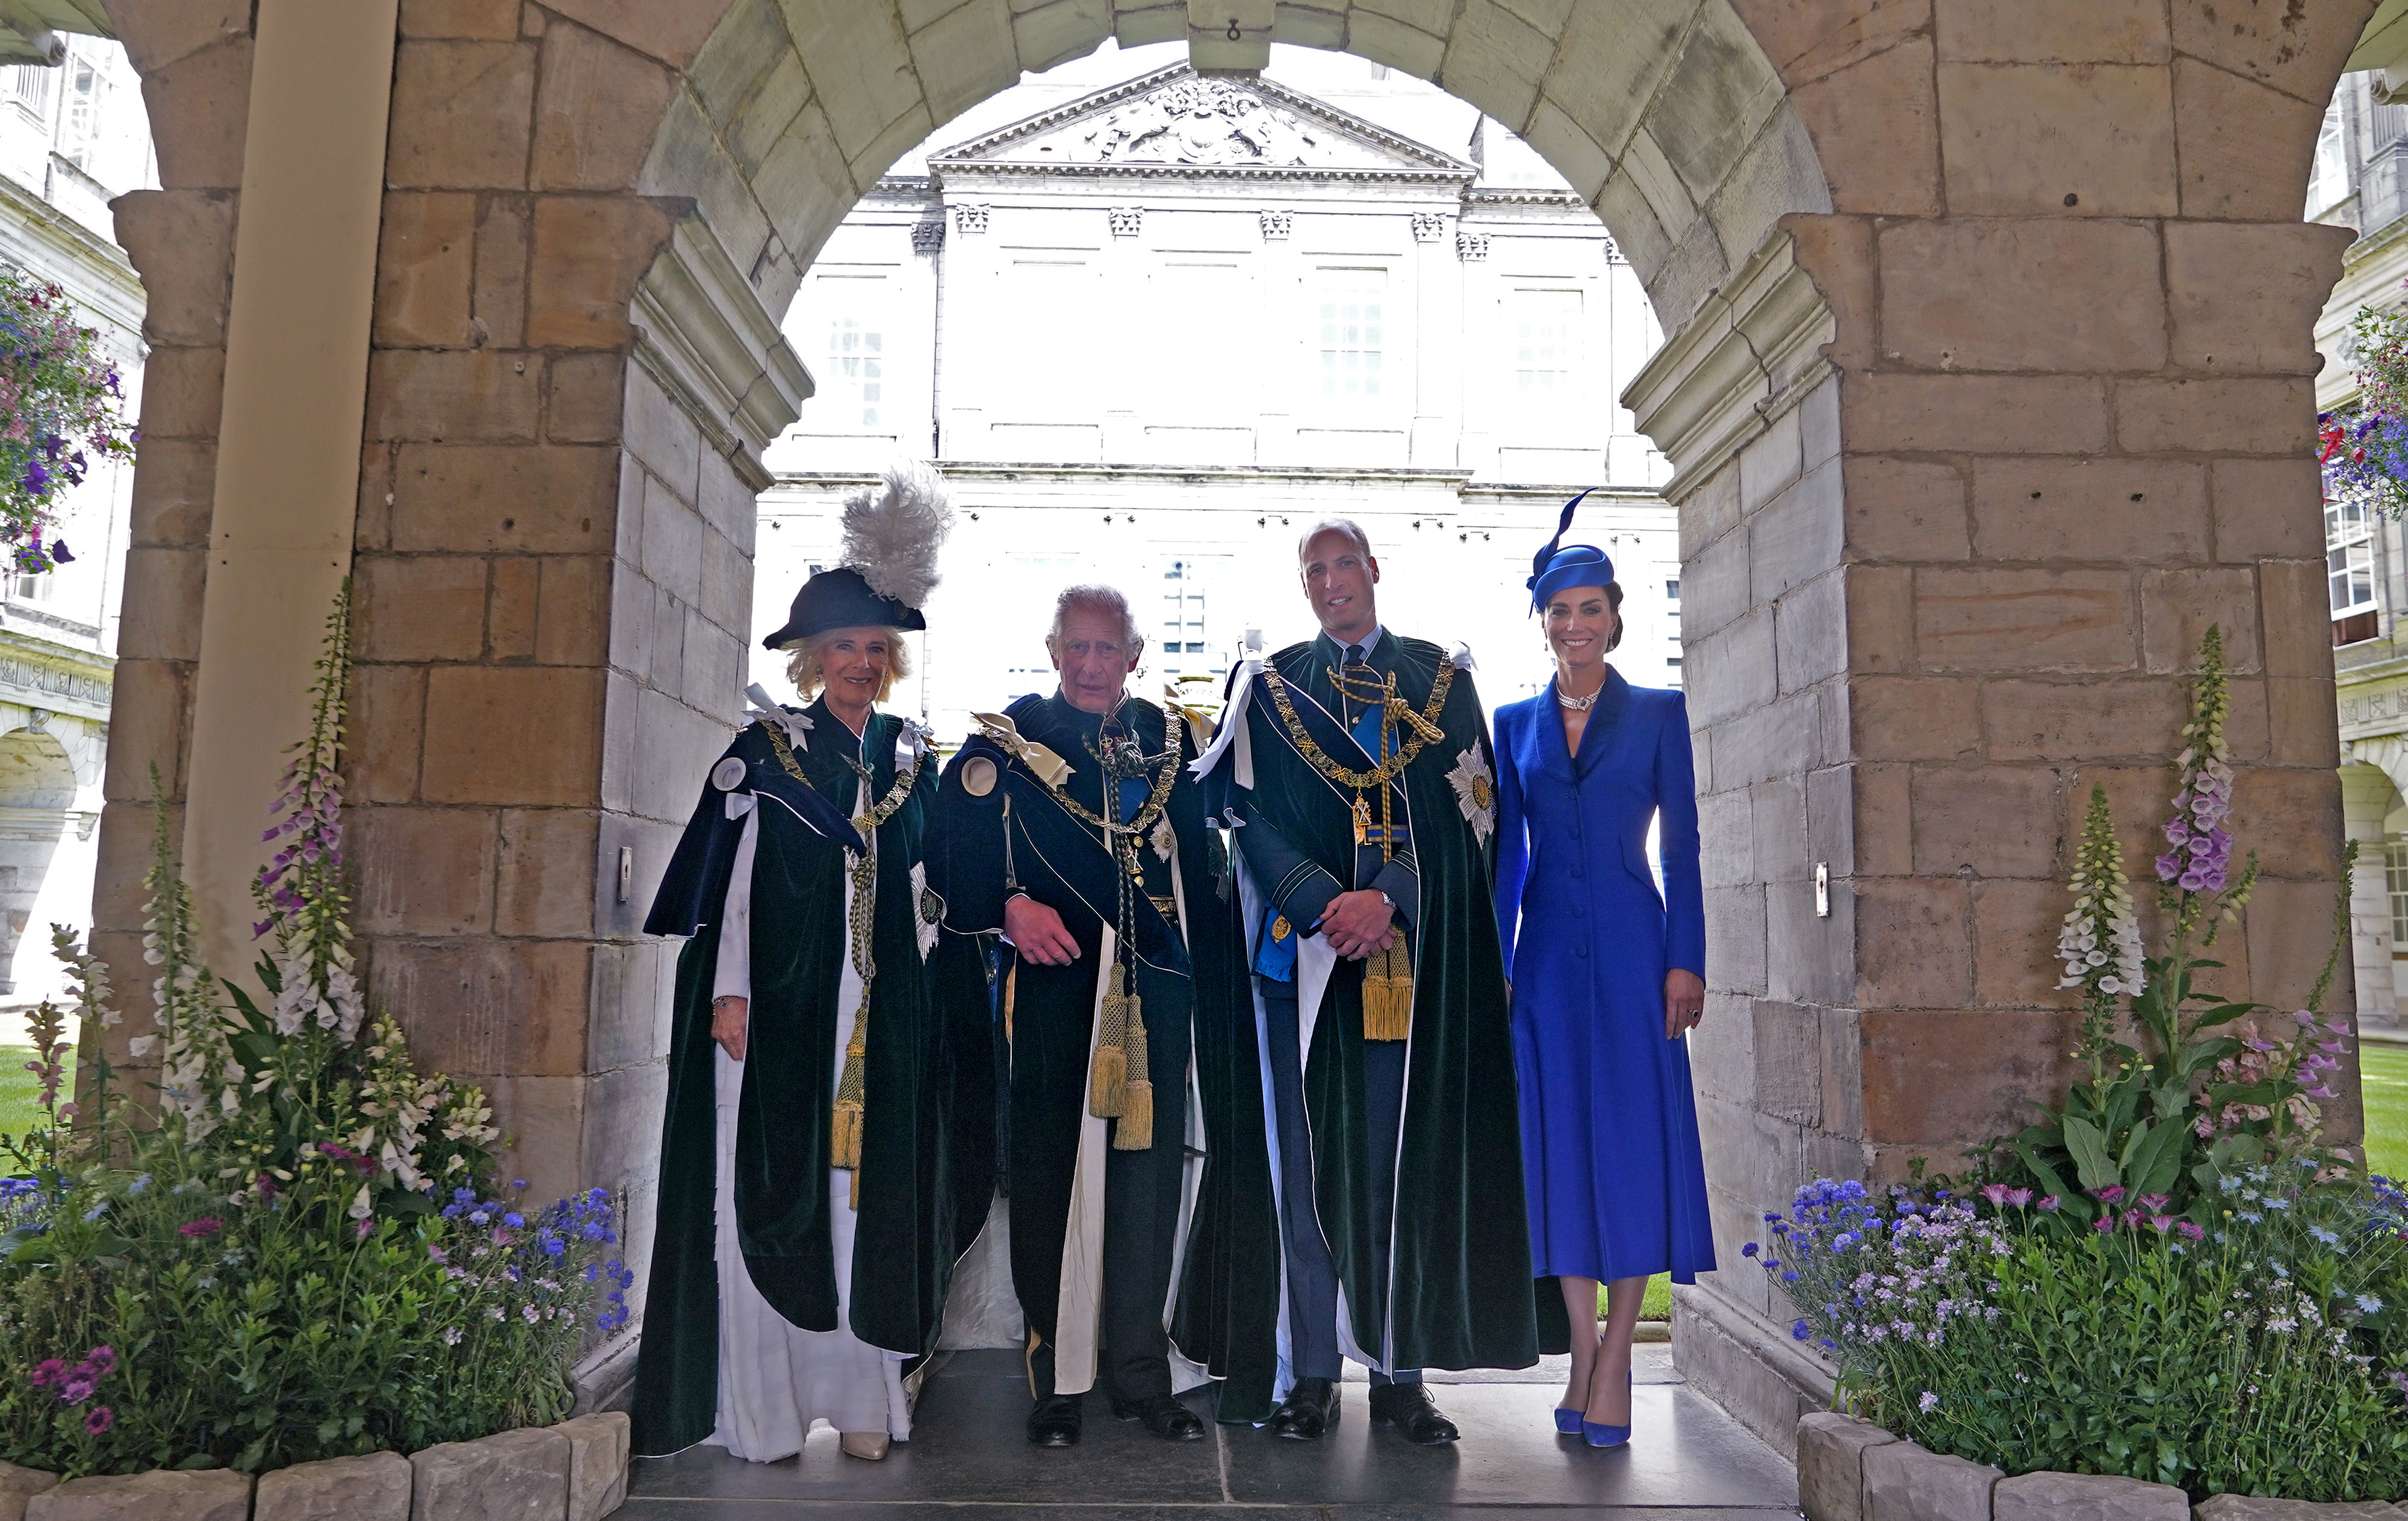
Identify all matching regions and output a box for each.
[1556,680,1604,713]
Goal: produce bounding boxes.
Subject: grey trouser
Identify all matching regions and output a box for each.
[1259,979,1419,1387]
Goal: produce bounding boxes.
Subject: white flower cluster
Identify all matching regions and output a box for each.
[139,853,241,1140]
[2058,788,2146,1000]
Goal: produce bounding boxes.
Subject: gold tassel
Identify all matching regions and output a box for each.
[1113,991,1153,1151]
[1114,1079,1154,1150]
[1361,940,1413,1042]
[1003,965,1016,1045]
[848,1165,861,1211]
[830,1101,864,1170]
[1091,963,1130,1117]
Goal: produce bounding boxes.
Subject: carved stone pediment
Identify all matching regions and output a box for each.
[929,64,1472,182]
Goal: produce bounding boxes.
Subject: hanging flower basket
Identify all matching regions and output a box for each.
[0,267,133,577]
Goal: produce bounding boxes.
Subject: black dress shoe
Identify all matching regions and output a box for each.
[1268,1377,1339,1440]
[1368,1383,1459,1445]
[1027,1392,1084,1446]
[1112,1392,1206,1442]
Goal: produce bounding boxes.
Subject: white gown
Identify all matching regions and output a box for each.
[704,781,911,1461]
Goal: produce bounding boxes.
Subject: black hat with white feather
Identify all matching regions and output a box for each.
[762,463,954,648]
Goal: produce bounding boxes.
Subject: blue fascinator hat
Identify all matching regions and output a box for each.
[1526,488,1615,612]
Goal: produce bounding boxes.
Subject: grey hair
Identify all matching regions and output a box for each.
[1045,583,1145,657]
[1296,517,1373,563]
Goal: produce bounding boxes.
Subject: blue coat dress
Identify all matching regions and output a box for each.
[1493,669,1716,1286]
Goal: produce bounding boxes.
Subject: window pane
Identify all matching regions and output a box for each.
[2389,843,2408,944]
[1318,268,1385,401]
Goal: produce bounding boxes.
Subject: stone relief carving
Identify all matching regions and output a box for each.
[1109,206,1143,237]
[1411,211,1448,243]
[1259,209,1292,240]
[1456,232,1490,261]
[1079,78,1323,167]
[1602,234,1624,265]
[911,220,946,253]
[952,203,989,234]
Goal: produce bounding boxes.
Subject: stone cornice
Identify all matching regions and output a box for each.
[934,160,1473,186]
[774,462,1476,486]
[1621,230,1834,506]
[0,625,113,723]
[631,213,813,494]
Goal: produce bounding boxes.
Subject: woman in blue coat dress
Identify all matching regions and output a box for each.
[1492,521,1714,1448]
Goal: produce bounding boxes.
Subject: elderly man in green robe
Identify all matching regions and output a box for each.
[1192,518,1542,1444]
[933,584,1261,1448]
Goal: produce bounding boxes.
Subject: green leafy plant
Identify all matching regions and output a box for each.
[0,584,633,1476]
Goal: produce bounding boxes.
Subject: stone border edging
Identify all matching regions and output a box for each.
[0,1411,627,1521]
[1800,1411,2407,1520]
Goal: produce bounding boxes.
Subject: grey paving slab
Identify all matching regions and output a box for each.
[1217,1383,1795,1510]
[623,1343,1797,1516]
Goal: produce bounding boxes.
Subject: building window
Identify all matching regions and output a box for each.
[1509,288,1581,409]
[2308,98,2349,217]
[2388,841,2408,946]
[54,51,107,170]
[2329,488,2379,645]
[1317,269,1384,401]
[10,573,51,603]
[827,314,883,430]
[2,63,50,118]
[1665,579,1680,603]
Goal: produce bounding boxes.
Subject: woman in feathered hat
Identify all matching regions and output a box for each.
[1489,492,1714,1450]
[631,465,982,1464]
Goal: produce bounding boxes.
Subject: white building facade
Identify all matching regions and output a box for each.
[753,49,1677,736]
[0,36,149,1014]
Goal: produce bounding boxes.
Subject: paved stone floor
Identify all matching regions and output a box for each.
[621,1344,1800,1519]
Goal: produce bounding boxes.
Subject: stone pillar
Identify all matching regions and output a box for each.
[2342,760,2401,1032]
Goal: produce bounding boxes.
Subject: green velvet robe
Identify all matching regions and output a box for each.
[630,700,971,1457]
[931,693,1274,1405]
[1212,636,1546,1398]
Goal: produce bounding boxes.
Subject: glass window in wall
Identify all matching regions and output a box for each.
[1317,268,1384,401]
[827,310,884,430]
[55,51,107,170]
[1510,288,1581,411]
[2330,488,2380,645]
[2308,98,2349,217]
[3,63,50,116]
[2388,841,2408,947]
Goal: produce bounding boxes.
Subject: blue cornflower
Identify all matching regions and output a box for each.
[81,1203,104,1222]
[468,1209,491,1225]
[1742,1242,1760,1258]
[2359,1293,2385,1315]
[127,1174,150,1195]
[453,1187,476,1205]
[503,1212,525,1229]
[1791,1319,1810,1342]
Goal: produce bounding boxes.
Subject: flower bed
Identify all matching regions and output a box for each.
[0,587,636,1480]
[1754,630,2408,1505]
[0,269,129,580]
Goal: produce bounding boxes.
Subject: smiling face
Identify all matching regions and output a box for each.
[1052,607,1138,714]
[1300,528,1380,645]
[1544,585,1619,675]
[816,626,893,726]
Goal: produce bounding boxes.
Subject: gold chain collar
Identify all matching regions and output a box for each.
[1261,656,1455,791]
[760,714,919,831]
[1022,705,1185,840]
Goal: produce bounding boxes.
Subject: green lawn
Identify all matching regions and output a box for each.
[2363,1042,2408,1182]
[0,1045,71,1149]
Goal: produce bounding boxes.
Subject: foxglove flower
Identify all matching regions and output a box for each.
[2058,785,2145,999]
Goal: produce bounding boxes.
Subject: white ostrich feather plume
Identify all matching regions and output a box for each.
[840,462,954,610]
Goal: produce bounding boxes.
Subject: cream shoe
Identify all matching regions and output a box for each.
[840,1431,891,1461]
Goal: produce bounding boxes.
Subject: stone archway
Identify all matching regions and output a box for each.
[0,727,78,997]
[92,0,2375,1438]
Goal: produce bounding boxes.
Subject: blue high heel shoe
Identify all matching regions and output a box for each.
[1583,1374,1631,1448]
[1553,1406,1583,1435]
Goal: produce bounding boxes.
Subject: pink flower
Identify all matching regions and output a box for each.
[1981,1184,2012,1206]
[2175,1221,2205,1241]
[2149,1215,2175,1233]
[2005,1188,2032,1207]
[2140,1194,2171,1213]
[84,1406,111,1436]
[2093,1215,2116,1234]
[84,1347,114,1375]
[28,1359,64,1389]
[2094,1186,2126,1205]
[2036,1196,2061,1212]
[177,1218,222,1239]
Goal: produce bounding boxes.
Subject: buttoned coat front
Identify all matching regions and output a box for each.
[1492,669,1715,1287]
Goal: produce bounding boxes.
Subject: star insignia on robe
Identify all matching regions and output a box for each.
[910,861,940,961]
[1447,744,1496,846]
[1151,813,1176,863]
